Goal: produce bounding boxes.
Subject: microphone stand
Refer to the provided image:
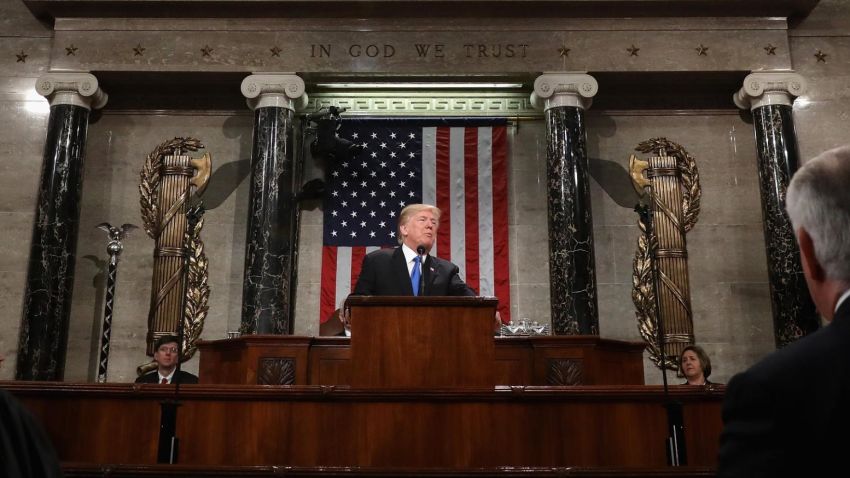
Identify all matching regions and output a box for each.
[416,245,426,296]
[636,203,687,466]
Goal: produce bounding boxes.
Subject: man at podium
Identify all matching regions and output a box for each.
[352,203,476,297]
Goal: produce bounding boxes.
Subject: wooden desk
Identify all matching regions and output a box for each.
[7,382,723,468]
[197,335,646,386]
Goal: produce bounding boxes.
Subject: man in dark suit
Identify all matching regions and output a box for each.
[717,145,850,476]
[0,353,63,477]
[352,203,476,297]
[135,335,199,384]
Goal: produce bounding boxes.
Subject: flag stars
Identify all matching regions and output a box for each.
[370,210,376,217]
[390,231,396,237]
[389,171,396,178]
[380,181,387,188]
[360,200,367,207]
[332,171,339,177]
[360,181,367,187]
[379,161,387,168]
[399,142,406,149]
[331,210,338,216]
[341,200,348,207]
[390,132,397,139]
[371,152,378,158]
[408,133,416,139]
[380,142,387,149]
[341,181,348,188]
[370,191,377,197]
[350,191,357,198]
[408,171,416,178]
[370,171,377,177]
[360,221,366,228]
[332,190,339,197]
[408,191,415,197]
[350,231,357,238]
[370,231,376,238]
[350,171,358,178]
[341,162,349,168]
[341,220,348,227]
[361,142,368,148]
[389,211,397,218]
[352,132,359,139]
[399,181,406,188]
[389,191,397,198]
[399,201,406,207]
[371,132,378,139]
[361,161,368,168]
[399,161,406,168]
[389,152,397,158]
[379,201,386,208]
[331,230,338,237]
[379,221,387,227]
[408,152,415,158]
[350,210,358,217]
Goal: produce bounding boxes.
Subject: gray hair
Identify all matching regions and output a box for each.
[785,145,850,281]
[397,204,441,245]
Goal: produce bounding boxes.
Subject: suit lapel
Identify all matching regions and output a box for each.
[392,247,414,295]
[424,256,441,296]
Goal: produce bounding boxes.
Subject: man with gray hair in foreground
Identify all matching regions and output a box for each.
[718,145,850,476]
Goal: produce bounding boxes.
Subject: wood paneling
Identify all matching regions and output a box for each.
[199,336,646,386]
[7,383,723,468]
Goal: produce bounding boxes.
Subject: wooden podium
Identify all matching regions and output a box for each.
[347,296,498,388]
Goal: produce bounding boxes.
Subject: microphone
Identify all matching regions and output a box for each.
[416,245,426,296]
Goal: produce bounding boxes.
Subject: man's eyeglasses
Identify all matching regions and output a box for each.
[158,347,179,354]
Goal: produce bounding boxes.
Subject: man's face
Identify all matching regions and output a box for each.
[153,341,179,370]
[400,209,439,251]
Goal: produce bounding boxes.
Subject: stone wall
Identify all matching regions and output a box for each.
[2,0,849,383]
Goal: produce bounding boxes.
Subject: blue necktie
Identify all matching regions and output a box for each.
[411,256,421,296]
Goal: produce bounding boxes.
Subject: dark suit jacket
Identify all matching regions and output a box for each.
[0,389,63,478]
[717,299,850,477]
[352,247,476,297]
[135,370,199,384]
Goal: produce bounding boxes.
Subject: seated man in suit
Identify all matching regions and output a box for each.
[135,335,199,384]
[352,203,476,297]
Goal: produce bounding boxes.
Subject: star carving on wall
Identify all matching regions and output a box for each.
[16,50,28,63]
[764,44,777,55]
[695,44,709,56]
[270,46,282,57]
[815,49,828,63]
[65,44,78,56]
[558,45,571,57]
[133,43,146,56]
[626,44,640,56]
[200,45,214,57]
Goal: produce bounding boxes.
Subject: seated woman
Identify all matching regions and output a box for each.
[679,344,713,385]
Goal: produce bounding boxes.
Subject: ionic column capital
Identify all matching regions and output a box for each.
[35,72,108,110]
[734,71,807,110]
[531,73,598,111]
[241,73,308,111]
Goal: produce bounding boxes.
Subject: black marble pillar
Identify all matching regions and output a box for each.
[545,106,599,335]
[240,106,299,334]
[752,104,819,347]
[17,104,91,380]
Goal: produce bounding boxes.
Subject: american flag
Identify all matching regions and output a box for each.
[320,118,511,323]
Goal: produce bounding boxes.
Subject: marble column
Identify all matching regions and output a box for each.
[734,71,819,347]
[17,72,108,380]
[239,74,307,334]
[532,73,600,335]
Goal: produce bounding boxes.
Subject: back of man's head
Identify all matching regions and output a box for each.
[786,145,850,282]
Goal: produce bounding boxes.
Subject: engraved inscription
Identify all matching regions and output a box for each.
[309,43,527,60]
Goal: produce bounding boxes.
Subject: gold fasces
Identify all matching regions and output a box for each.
[138,138,211,372]
[629,138,701,371]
